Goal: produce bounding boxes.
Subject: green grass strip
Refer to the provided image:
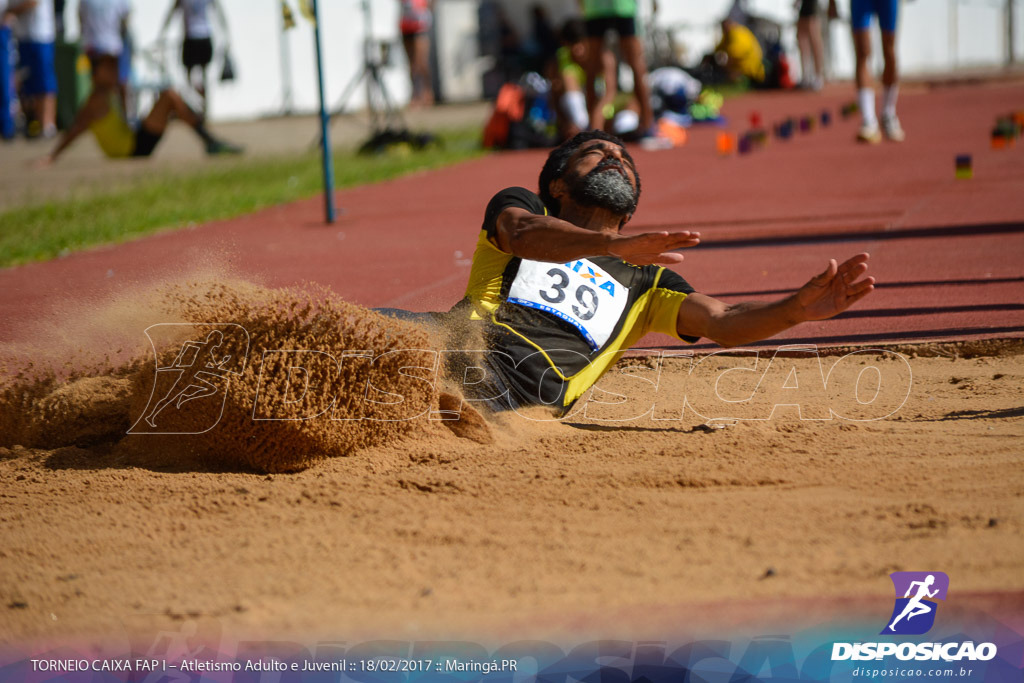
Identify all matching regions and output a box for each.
[0,128,485,268]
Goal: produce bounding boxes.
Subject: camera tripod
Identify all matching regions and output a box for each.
[315,0,408,147]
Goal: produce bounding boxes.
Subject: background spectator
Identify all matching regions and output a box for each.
[578,0,655,137]
[525,3,558,74]
[159,0,230,117]
[848,0,906,143]
[4,0,57,138]
[699,16,765,86]
[399,0,433,108]
[79,0,131,114]
[795,0,824,90]
[548,17,615,140]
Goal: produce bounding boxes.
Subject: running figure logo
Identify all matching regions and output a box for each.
[130,324,250,434]
[881,571,950,635]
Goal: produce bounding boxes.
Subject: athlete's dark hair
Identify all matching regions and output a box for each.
[538,130,641,217]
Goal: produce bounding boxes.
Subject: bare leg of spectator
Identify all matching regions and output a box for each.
[852,28,879,142]
[583,36,605,129]
[143,88,241,153]
[797,15,824,88]
[878,30,903,140]
[619,34,654,134]
[403,32,433,107]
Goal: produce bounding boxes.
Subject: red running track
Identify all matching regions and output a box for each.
[1,80,1022,351]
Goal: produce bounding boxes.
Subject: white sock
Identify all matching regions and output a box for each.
[562,90,589,131]
[859,88,877,128]
[882,85,899,120]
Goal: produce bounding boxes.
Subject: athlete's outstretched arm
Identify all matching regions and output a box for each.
[494,207,700,266]
[676,253,875,347]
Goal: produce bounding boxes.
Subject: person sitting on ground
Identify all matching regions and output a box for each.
[445,130,874,413]
[699,17,765,87]
[37,54,241,165]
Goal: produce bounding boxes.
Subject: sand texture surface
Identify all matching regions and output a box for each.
[1,281,1022,648]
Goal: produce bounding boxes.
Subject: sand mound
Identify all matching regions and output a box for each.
[33,376,133,448]
[1,279,441,472]
[0,358,128,449]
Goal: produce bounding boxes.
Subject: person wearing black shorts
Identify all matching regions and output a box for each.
[182,34,212,72]
[160,0,229,116]
[39,68,243,167]
[795,0,825,90]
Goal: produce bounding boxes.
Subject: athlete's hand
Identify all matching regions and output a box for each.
[30,156,54,170]
[794,253,875,321]
[608,231,700,266]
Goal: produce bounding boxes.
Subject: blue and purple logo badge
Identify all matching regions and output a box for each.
[881,571,950,635]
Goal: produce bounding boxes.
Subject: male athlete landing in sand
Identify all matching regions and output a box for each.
[443,130,875,412]
[888,574,940,632]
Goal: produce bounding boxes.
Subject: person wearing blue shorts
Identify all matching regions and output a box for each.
[3,0,57,137]
[848,0,906,143]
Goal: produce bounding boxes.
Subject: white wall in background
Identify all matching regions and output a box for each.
[641,0,1017,83]
[62,0,412,122]
[59,0,1022,122]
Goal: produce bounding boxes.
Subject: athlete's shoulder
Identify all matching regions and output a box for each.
[482,187,548,239]
[487,186,546,213]
[654,266,696,295]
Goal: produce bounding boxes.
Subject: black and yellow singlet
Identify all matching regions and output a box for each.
[452,187,699,411]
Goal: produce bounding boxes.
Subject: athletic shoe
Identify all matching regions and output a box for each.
[799,76,823,92]
[856,123,882,144]
[640,133,674,151]
[881,115,905,142]
[206,139,244,155]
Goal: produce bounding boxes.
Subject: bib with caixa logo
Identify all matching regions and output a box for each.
[506,258,628,351]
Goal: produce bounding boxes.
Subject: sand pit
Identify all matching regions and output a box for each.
[1,279,440,474]
[0,275,1021,646]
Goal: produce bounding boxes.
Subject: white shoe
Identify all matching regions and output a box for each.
[882,115,905,142]
[856,123,882,144]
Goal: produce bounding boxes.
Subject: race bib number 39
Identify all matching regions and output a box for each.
[507,258,629,351]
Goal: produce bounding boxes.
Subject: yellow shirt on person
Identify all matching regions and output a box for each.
[716,24,765,83]
[88,95,135,158]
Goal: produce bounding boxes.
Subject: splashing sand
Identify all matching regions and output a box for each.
[1,278,442,472]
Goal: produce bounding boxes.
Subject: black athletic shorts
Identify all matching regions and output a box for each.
[132,125,163,157]
[798,0,819,18]
[182,37,213,69]
[584,16,636,39]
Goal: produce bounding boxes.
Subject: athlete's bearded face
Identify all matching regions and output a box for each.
[565,143,639,216]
